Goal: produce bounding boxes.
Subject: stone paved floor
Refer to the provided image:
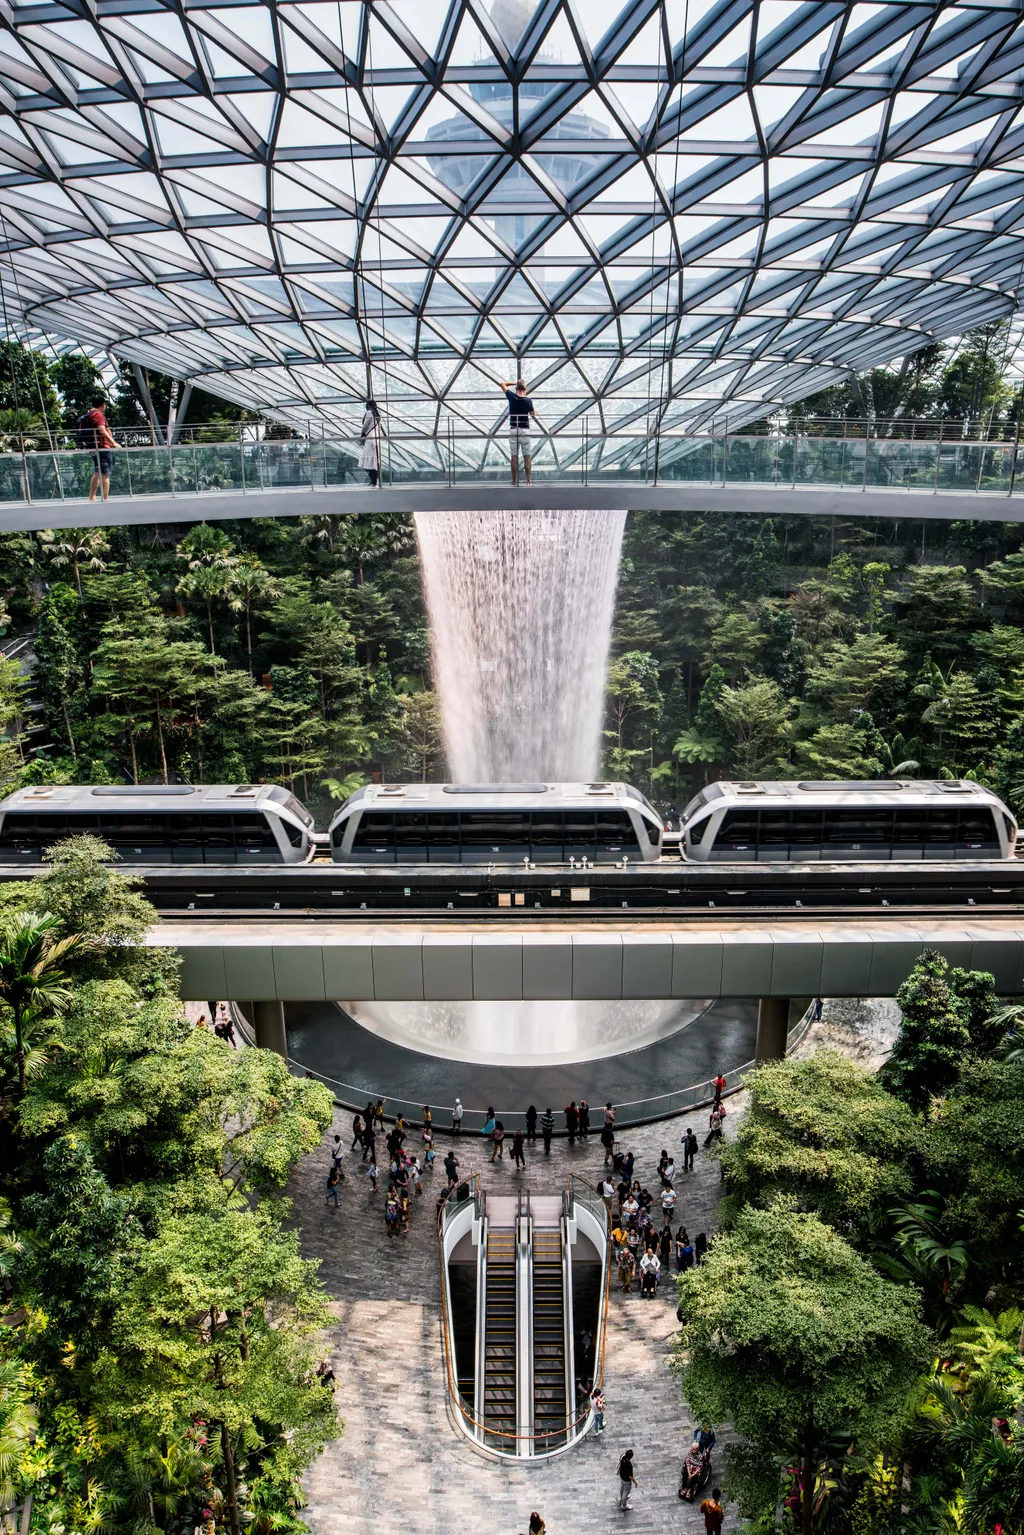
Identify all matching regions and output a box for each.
[267,1000,892,1535]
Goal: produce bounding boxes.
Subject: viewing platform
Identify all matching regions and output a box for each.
[2,426,1024,529]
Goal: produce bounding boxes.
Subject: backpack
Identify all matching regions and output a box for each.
[75,411,97,448]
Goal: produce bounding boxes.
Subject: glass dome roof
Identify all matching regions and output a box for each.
[0,0,1020,436]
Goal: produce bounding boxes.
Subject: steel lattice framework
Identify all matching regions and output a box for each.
[1,0,1023,438]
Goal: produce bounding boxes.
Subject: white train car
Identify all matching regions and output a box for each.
[680,779,1017,862]
[328,781,664,864]
[0,783,316,863]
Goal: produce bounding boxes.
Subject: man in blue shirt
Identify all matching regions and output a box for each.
[500,376,535,486]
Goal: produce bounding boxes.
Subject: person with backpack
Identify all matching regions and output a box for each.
[78,396,120,502]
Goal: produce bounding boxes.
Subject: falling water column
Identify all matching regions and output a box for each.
[413,508,627,781]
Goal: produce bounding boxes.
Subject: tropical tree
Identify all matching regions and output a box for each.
[677,1205,929,1534]
[0,911,90,1097]
[37,527,110,598]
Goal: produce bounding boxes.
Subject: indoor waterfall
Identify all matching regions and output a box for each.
[413,507,627,781]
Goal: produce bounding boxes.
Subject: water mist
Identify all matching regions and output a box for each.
[413,508,627,781]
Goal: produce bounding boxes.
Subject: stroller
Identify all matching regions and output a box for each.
[678,1444,713,1501]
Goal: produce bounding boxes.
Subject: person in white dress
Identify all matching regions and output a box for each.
[358,399,381,487]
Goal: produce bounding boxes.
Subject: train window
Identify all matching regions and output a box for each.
[96,813,169,848]
[424,812,459,858]
[0,812,53,852]
[595,811,641,854]
[277,817,305,849]
[199,813,235,858]
[824,810,894,846]
[563,812,596,855]
[393,813,428,857]
[687,815,710,846]
[892,810,928,843]
[351,812,392,850]
[958,808,998,847]
[460,812,528,846]
[715,810,758,846]
[231,813,278,848]
[789,809,824,847]
[757,809,791,850]
[529,811,564,847]
[924,807,958,846]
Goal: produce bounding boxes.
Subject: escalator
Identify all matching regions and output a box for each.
[532,1226,567,1450]
[482,1226,517,1447]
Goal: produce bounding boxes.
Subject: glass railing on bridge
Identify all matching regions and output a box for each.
[2,421,1023,505]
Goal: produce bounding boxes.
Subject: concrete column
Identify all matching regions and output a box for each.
[252,999,288,1059]
[755,996,790,1063]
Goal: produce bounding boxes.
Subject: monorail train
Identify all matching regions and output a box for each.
[0,784,316,863]
[680,779,1017,862]
[328,782,665,864]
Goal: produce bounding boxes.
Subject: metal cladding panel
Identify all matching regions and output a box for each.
[867,938,934,995]
[522,935,573,1000]
[769,935,823,996]
[919,936,974,972]
[720,935,774,997]
[422,936,474,1001]
[670,934,724,997]
[178,943,227,1001]
[271,943,327,1001]
[322,938,375,999]
[223,943,277,1001]
[819,934,875,996]
[370,935,424,1000]
[472,936,524,1000]
[967,934,1024,991]
[621,934,673,999]
[572,933,622,1000]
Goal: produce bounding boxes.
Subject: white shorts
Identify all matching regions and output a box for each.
[509,426,531,456]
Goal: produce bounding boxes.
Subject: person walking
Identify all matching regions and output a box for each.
[618,1245,635,1293]
[490,1120,505,1162]
[713,1072,727,1100]
[695,1232,708,1264]
[421,1105,433,1140]
[325,1166,341,1206]
[384,1184,400,1237]
[600,1120,616,1165]
[363,1128,376,1167]
[700,1487,725,1534]
[511,1128,526,1169]
[499,377,536,486]
[617,1450,637,1509]
[639,1247,660,1298]
[704,1105,723,1147]
[351,1113,364,1150]
[661,1183,677,1224]
[365,1155,378,1192]
[79,395,120,502]
[444,1149,460,1188]
[357,398,382,487]
[525,1104,538,1142]
[682,1126,698,1171]
[330,1136,346,1180]
[604,1101,616,1130]
[813,996,823,1021]
[590,1385,605,1434]
[598,1174,615,1220]
[564,1101,579,1146]
[528,1515,546,1535]
[452,1097,463,1134]
[578,1099,590,1140]
[540,1107,554,1154]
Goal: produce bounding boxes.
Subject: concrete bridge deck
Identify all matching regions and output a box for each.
[154,916,1024,1002]
[3,479,1024,532]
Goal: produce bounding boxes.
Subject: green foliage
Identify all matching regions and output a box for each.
[678,1205,929,1530]
[0,847,338,1535]
[881,951,994,1111]
[719,1051,919,1231]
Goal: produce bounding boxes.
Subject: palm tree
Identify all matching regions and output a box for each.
[38,526,110,597]
[0,911,91,1098]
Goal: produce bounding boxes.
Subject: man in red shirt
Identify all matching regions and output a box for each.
[83,396,120,502]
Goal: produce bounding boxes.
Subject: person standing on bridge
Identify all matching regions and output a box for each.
[79,395,120,503]
[358,398,382,488]
[499,377,536,486]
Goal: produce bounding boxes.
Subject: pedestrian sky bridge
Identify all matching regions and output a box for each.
[3,429,1024,530]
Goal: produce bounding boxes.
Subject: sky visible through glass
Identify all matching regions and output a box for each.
[0,0,1021,439]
